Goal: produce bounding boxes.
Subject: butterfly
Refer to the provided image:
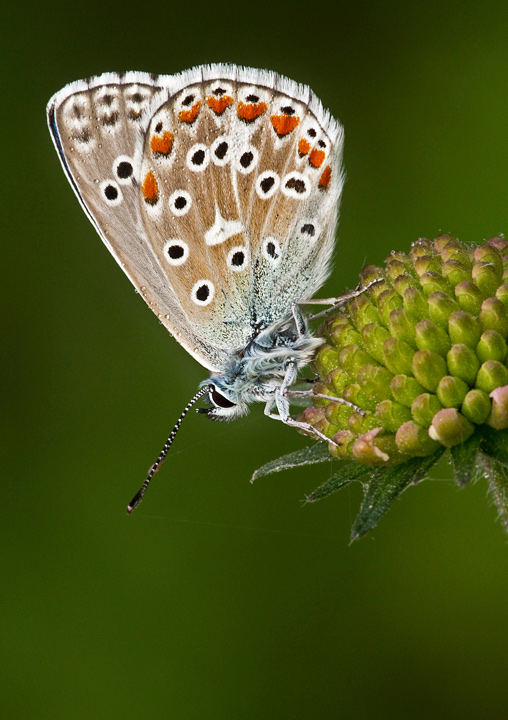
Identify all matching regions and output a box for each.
[47,64,349,512]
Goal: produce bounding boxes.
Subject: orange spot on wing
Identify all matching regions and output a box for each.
[298,138,311,156]
[141,171,159,204]
[150,131,174,156]
[178,101,201,123]
[318,165,332,188]
[237,101,267,121]
[309,148,325,168]
[271,114,300,137]
[207,95,234,114]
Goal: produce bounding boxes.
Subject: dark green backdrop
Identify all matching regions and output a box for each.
[4,1,508,717]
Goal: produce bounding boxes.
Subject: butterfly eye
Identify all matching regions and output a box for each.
[210,387,236,409]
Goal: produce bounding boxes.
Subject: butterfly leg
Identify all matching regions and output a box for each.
[264,359,338,445]
[301,279,384,321]
[291,303,307,337]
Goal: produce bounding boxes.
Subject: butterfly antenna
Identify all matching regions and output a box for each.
[126,385,212,514]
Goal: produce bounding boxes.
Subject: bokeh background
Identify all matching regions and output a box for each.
[4,1,508,717]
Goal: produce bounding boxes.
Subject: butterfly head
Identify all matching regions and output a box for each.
[198,381,249,421]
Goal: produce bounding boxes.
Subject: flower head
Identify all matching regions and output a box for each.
[256,236,508,540]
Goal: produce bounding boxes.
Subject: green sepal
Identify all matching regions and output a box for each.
[479,427,508,468]
[305,462,374,503]
[449,432,483,486]
[351,449,445,540]
[481,454,508,532]
[251,443,332,481]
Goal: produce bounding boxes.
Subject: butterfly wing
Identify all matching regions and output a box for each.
[48,65,343,367]
[133,65,343,345]
[47,70,230,372]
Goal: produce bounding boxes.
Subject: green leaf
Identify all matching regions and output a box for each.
[351,450,444,540]
[450,433,482,486]
[479,427,508,468]
[305,462,374,503]
[251,443,332,481]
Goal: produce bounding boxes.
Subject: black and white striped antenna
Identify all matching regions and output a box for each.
[126,385,212,514]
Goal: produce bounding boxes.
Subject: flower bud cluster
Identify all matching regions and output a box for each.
[301,235,508,465]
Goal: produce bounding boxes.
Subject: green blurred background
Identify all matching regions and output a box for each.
[3,1,508,717]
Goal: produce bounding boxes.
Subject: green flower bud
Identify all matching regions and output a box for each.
[410,238,433,258]
[454,281,485,315]
[328,430,355,459]
[475,360,508,394]
[475,330,507,364]
[428,408,475,447]
[461,389,492,424]
[377,289,403,327]
[312,345,339,378]
[448,311,481,348]
[382,337,415,375]
[473,261,502,297]
[395,421,441,456]
[446,344,480,386]
[352,428,401,466]
[343,384,376,413]
[338,345,377,376]
[403,286,429,320]
[436,375,469,408]
[495,283,508,309]
[361,323,391,363]
[420,272,452,296]
[375,399,413,432]
[486,385,508,430]
[393,275,415,295]
[391,374,427,407]
[330,322,362,348]
[442,259,471,287]
[479,297,508,338]
[414,255,441,276]
[474,245,504,276]
[356,364,394,402]
[349,294,381,328]
[415,318,451,356]
[427,291,460,327]
[411,393,443,427]
[412,349,447,391]
[388,308,417,346]
[327,368,350,395]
